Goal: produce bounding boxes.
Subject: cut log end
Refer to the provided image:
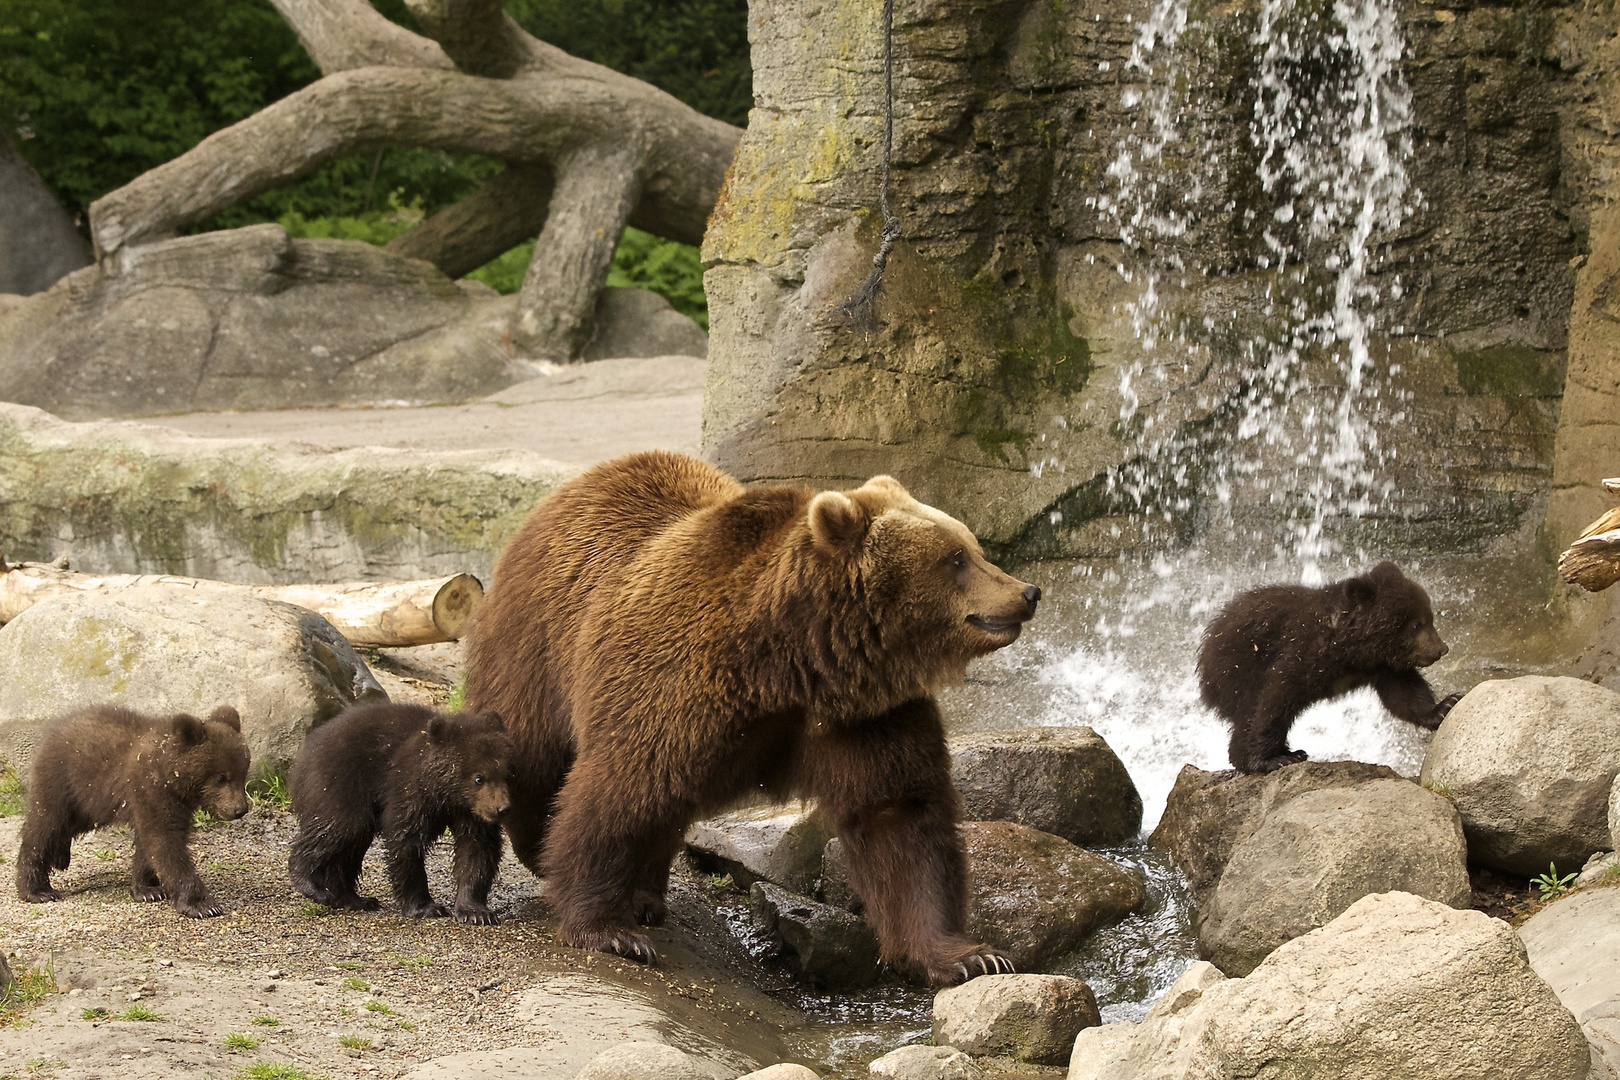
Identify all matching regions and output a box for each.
[431,573,485,640]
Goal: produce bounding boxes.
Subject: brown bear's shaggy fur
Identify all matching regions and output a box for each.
[287,703,511,924]
[466,451,1041,985]
[16,704,250,917]
[1198,561,1462,774]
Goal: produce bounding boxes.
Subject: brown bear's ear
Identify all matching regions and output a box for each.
[1345,575,1378,606]
[809,490,870,552]
[171,714,207,746]
[208,705,242,732]
[428,715,452,743]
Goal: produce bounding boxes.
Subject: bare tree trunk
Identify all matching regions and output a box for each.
[87,0,740,360]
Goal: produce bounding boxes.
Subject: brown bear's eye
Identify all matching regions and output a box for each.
[949,550,966,570]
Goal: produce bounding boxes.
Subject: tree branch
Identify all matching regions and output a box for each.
[267,0,451,74]
[401,0,557,78]
[385,164,553,279]
[514,144,642,359]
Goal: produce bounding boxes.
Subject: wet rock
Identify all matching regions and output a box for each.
[0,587,385,771]
[737,1067,819,1080]
[868,1045,983,1080]
[750,881,880,990]
[1068,892,1590,1080]
[932,973,1099,1065]
[1421,676,1620,875]
[582,286,707,362]
[820,824,1144,969]
[1148,760,1403,908]
[575,1042,728,1080]
[686,802,832,894]
[960,822,1145,968]
[0,402,574,583]
[1197,777,1471,976]
[1519,886,1620,1080]
[949,728,1143,846]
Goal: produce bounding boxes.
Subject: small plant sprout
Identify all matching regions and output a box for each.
[0,956,58,1027]
[334,960,362,972]
[116,1003,164,1022]
[93,848,117,862]
[337,1035,372,1050]
[250,1014,280,1026]
[1533,862,1578,902]
[224,1032,259,1050]
[247,769,292,812]
[80,1007,111,1021]
[362,1000,395,1016]
[339,977,369,992]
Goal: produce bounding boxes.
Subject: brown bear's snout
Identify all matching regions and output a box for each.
[1023,584,1042,611]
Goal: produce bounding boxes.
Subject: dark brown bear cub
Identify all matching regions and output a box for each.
[466,451,1040,985]
[17,704,250,917]
[1198,561,1462,774]
[287,704,511,924]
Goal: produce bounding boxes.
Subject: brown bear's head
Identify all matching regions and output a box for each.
[168,705,252,821]
[427,711,513,824]
[808,475,1040,688]
[1344,561,1449,669]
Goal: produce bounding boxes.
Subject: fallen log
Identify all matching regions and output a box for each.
[1558,480,1620,592]
[0,561,482,647]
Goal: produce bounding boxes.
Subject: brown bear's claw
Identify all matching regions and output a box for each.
[1433,692,1464,722]
[931,945,1015,985]
[603,932,658,965]
[22,887,62,904]
[178,899,224,919]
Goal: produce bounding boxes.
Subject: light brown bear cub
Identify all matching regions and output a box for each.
[17,704,250,918]
[468,450,1041,985]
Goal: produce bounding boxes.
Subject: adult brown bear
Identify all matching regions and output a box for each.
[467,451,1040,985]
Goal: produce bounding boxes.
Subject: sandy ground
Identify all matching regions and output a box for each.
[152,356,706,463]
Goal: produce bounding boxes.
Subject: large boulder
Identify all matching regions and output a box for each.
[0,138,91,296]
[1196,777,1471,975]
[1519,887,1620,1080]
[575,1043,729,1080]
[1148,760,1403,907]
[0,402,574,583]
[686,802,833,894]
[868,1046,982,1080]
[820,822,1145,968]
[1068,892,1590,1080]
[932,973,1099,1065]
[582,286,708,362]
[0,587,385,771]
[1421,676,1620,876]
[949,728,1142,846]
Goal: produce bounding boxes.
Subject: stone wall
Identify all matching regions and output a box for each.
[702,0,1581,561]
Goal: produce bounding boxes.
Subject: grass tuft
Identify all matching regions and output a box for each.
[362,1000,394,1016]
[116,1003,163,1022]
[234,1064,328,1080]
[0,957,56,1027]
[339,977,369,992]
[337,1035,372,1050]
[224,1032,260,1050]
[250,1014,280,1027]
[247,769,292,813]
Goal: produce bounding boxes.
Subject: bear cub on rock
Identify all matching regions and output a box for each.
[288,703,511,924]
[1198,561,1462,774]
[17,704,251,917]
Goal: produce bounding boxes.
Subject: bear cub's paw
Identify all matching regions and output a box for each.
[1244,748,1308,774]
[1430,692,1464,725]
[175,895,224,919]
[632,890,667,927]
[927,943,1017,986]
[453,904,500,926]
[131,883,168,903]
[403,900,452,919]
[20,886,62,904]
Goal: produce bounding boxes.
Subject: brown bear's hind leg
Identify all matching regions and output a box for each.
[806,699,1013,987]
[449,819,503,925]
[1228,683,1313,773]
[290,828,380,911]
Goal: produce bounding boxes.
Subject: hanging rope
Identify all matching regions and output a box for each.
[831,0,898,328]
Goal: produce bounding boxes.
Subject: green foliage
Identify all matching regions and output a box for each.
[79,1007,110,1021]
[339,977,369,992]
[115,1003,163,1022]
[250,1014,280,1027]
[1532,862,1577,902]
[507,0,751,127]
[246,766,293,813]
[362,1000,395,1016]
[234,1065,326,1080]
[0,760,24,817]
[223,1032,259,1051]
[0,958,54,1027]
[337,1035,373,1050]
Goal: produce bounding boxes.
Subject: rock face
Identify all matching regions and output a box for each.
[1196,778,1471,976]
[868,1046,982,1080]
[932,973,1099,1065]
[1519,887,1620,1080]
[949,728,1142,846]
[749,881,880,990]
[0,227,535,418]
[819,822,1144,968]
[958,822,1145,968]
[582,286,708,362]
[702,0,1573,560]
[1148,760,1403,907]
[1421,677,1620,876]
[0,403,574,584]
[0,138,91,296]
[1068,892,1591,1080]
[686,802,833,894]
[0,587,385,770]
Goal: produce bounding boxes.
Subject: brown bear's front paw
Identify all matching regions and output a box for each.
[454,905,500,926]
[564,924,659,965]
[132,884,168,903]
[632,890,667,927]
[1431,692,1464,724]
[335,894,382,912]
[175,896,224,919]
[926,944,1016,987]
[20,886,62,904]
[403,901,452,919]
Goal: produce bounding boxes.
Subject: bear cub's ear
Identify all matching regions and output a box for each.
[428,715,453,744]
[477,711,505,732]
[1345,575,1378,606]
[809,490,870,551]
[171,713,208,746]
[860,475,910,500]
[208,705,242,732]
